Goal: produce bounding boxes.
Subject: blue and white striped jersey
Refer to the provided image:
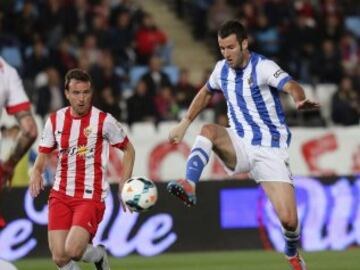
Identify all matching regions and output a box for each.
[206,52,292,148]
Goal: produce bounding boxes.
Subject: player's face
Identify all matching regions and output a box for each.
[65,80,93,117]
[218,34,248,69]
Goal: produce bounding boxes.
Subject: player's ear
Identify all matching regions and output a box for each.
[241,39,248,51]
[64,89,70,100]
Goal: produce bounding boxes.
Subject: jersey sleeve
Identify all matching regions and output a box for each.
[206,61,222,92]
[38,117,56,153]
[103,114,129,149]
[5,65,31,114]
[259,59,292,91]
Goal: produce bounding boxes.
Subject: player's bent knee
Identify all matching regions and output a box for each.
[64,244,84,261]
[280,216,298,231]
[52,254,70,267]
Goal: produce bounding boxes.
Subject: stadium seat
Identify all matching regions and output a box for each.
[129,66,148,88]
[301,84,317,102]
[158,121,178,135]
[129,65,179,89]
[345,16,360,37]
[130,122,156,138]
[163,65,179,85]
[0,46,23,69]
[315,83,338,126]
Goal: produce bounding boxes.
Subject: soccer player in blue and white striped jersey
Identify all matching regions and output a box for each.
[167,20,319,270]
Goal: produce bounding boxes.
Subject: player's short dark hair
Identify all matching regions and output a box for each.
[64,68,92,90]
[218,20,248,44]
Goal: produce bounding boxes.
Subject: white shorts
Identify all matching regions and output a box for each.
[221,128,293,184]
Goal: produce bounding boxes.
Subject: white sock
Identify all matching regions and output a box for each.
[58,260,81,270]
[81,244,103,263]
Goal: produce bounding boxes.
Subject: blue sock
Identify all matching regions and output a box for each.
[283,226,300,257]
[185,136,212,183]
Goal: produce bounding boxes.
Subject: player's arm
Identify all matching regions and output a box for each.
[117,140,135,213]
[1,110,38,186]
[283,80,320,111]
[119,140,135,189]
[169,86,213,144]
[29,152,49,198]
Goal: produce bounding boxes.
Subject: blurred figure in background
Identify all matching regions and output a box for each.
[140,55,172,97]
[126,79,157,125]
[0,57,38,227]
[331,76,360,125]
[135,13,168,65]
[154,85,179,121]
[36,67,65,120]
[174,68,197,109]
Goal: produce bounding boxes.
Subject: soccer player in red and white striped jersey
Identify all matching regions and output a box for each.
[30,69,135,270]
[0,57,38,228]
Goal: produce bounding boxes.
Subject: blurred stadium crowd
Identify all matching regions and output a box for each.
[0,0,359,128]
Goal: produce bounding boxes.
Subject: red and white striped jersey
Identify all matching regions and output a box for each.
[0,57,31,116]
[38,106,129,201]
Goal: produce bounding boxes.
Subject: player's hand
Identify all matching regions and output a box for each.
[168,118,191,144]
[296,99,320,111]
[0,161,15,189]
[29,170,44,198]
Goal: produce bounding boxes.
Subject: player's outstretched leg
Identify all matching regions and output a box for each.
[286,252,307,270]
[283,226,307,270]
[167,179,196,207]
[167,135,212,207]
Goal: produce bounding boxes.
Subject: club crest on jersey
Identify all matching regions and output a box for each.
[247,77,253,86]
[77,145,88,157]
[83,126,92,137]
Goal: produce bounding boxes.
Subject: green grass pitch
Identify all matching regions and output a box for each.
[14,249,360,270]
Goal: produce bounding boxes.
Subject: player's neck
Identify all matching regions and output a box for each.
[69,107,92,119]
[239,51,251,68]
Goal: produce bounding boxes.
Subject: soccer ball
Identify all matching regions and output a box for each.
[121,176,158,212]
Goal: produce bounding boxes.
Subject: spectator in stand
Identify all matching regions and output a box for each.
[339,32,358,74]
[78,33,101,66]
[91,14,112,49]
[39,0,67,48]
[96,86,122,121]
[319,13,344,43]
[239,2,258,30]
[24,36,51,80]
[253,13,280,58]
[50,37,77,77]
[90,50,123,101]
[154,86,179,121]
[284,14,318,81]
[36,67,65,120]
[311,39,342,84]
[14,1,40,48]
[207,0,234,36]
[110,10,136,70]
[140,55,172,97]
[174,68,197,109]
[353,65,360,92]
[126,80,157,125]
[62,0,92,36]
[135,12,168,65]
[331,76,360,125]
